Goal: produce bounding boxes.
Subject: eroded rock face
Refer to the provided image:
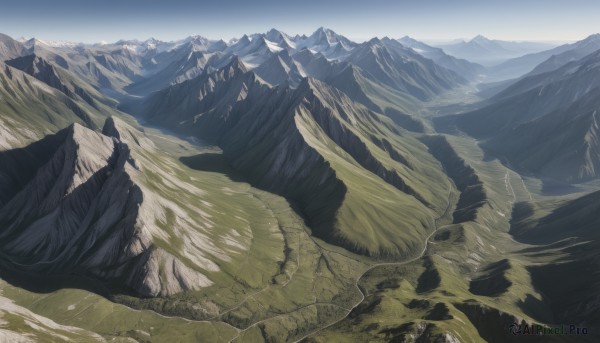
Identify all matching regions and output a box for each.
[0,119,211,297]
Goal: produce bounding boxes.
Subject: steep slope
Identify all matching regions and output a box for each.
[224,78,454,256]
[264,28,297,50]
[224,35,283,68]
[345,38,466,101]
[134,57,266,141]
[453,49,600,182]
[457,49,600,133]
[0,121,215,296]
[484,90,600,182]
[528,34,600,76]
[25,40,143,95]
[138,60,453,256]
[295,27,357,59]
[490,33,600,81]
[291,48,346,79]
[253,50,303,87]
[287,48,424,118]
[437,35,554,66]
[325,64,421,117]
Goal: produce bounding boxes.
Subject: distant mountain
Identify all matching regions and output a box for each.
[528,34,600,75]
[222,27,356,68]
[224,34,284,67]
[489,33,600,81]
[453,49,600,182]
[254,50,303,87]
[264,28,297,49]
[0,29,470,114]
[485,90,600,182]
[397,36,485,80]
[436,35,556,66]
[295,27,357,59]
[134,57,262,140]
[346,38,466,101]
[6,53,115,108]
[147,29,467,120]
[23,39,147,95]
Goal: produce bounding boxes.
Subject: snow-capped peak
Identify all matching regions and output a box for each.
[471,34,491,43]
[25,38,82,48]
[265,28,296,49]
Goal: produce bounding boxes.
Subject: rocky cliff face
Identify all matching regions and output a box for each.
[0,119,212,296]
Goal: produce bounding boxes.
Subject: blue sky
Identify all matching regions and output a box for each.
[1,0,599,43]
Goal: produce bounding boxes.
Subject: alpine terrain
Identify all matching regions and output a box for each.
[0,25,599,343]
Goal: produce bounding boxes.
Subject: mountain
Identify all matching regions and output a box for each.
[128,29,467,125]
[0,114,302,301]
[224,35,284,68]
[396,36,485,80]
[20,36,226,99]
[253,50,303,87]
[291,47,344,77]
[22,39,147,96]
[437,35,556,66]
[0,119,213,296]
[483,89,600,183]
[295,27,357,59]
[528,34,600,76]
[490,33,600,81]
[3,29,470,115]
[219,77,456,256]
[124,46,227,95]
[264,28,297,49]
[511,190,600,328]
[6,53,115,108]
[136,61,454,257]
[0,61,118,147]
[452,48,600,182]
[7,29,599,342]
[345,38,466,101]
[133,57,260,140]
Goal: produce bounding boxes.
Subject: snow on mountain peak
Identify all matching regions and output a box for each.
[471,35,490,43]
[26,38,82,48]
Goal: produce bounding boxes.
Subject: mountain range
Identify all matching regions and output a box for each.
[2,27,600,343]
[436,35,557,66]
[450,48,600,183]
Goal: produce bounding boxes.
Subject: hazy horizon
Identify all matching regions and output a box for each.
[1,0,598,44]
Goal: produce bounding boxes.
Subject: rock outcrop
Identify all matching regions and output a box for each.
[0,119,211,296]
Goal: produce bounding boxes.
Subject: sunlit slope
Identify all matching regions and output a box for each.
[0,116,289,299]
[138,61,454,257]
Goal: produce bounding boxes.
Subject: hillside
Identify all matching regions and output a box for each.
[452,49,600,182]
